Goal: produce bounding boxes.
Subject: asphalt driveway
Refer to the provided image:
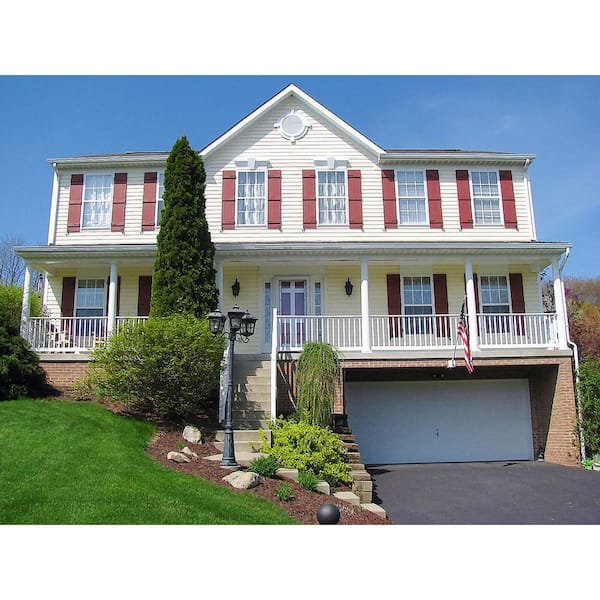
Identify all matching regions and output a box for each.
[368,461,600,524]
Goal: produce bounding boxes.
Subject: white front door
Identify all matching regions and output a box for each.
[279,280,307,349]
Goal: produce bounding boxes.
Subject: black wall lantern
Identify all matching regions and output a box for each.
[345,277,354,296]
[232,278,240,297]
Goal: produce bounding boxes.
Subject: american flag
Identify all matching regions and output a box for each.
[457,301,474,373]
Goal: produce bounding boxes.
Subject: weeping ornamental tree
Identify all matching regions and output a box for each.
[151,136,219,317]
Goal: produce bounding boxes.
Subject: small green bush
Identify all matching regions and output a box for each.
[276,482,292,502]
[297,470,319,491]
[249,454,279,478]
[260,418,351,487]
[578,358,600,457]
[85,314,225,421]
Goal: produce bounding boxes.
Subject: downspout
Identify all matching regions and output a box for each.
[558,248,585,461]
[47,162,59,245]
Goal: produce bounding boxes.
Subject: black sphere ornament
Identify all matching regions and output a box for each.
[317,503,341,524]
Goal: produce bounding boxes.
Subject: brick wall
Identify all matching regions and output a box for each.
[40,359,90,399]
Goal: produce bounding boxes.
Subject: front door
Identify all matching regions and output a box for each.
[279,280,307,349]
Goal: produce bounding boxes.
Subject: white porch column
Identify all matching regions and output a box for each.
[552,260,568,349]
[360,259,371,353]
[107,262,118,335]
[20,264,32,335]
[464,259,479,352]
[216,261,224,309]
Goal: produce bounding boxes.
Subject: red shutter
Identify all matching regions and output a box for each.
[433,273,449,336]
[137,276,152,317]
[509,273,525,313]
[426,170,443,229]
[61,277,76,318]
[302,170,317,229]
[386,274,402,337]
[456,170,473,229]
[500,170,518,229]
[67,174,84,233]
[381,170,397,229]
[348,169,363,229]
[268,170,281,230]
[222,170,236,230]
[111,173,127,232]
[142,172,157,231]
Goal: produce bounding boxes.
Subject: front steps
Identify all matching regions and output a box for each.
[214,429,271,454]
[230,354,272,429]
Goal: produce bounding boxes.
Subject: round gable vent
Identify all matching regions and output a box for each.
[275,110,310,143]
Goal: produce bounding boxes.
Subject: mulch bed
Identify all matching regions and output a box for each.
[146,429,392,525]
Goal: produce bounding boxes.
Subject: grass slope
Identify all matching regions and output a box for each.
[0,400,297,524]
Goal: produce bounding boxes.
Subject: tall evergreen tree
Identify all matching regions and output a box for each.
[151,136,219,317]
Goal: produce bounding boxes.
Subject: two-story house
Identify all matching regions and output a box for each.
[17,84,580,468]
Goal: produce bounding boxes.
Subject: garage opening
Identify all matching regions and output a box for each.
[345,379,533,465]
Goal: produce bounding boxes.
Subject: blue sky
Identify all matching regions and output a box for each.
[0,75,597,276]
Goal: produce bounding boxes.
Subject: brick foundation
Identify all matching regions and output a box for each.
[40,358,91,399]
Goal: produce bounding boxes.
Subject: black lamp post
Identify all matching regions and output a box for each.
[207,305,258,468]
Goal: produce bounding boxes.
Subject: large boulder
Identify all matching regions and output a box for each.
[182,425,202,444]
[222,471,260,490]
[167,451,191,463]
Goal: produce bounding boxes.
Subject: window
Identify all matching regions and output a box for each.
[472,171,502,225]
[317,170,347,225]
[480,275,510,333]
[156,172,165,225]
[397,170,427,225]
[75,279,105,317]
[237,170,266,225]
[403,276,433,334]
[82,175,112,228]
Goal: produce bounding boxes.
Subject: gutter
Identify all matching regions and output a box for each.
[559,248,586,461]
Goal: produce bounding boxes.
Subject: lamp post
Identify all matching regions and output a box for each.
[207,305,258,468]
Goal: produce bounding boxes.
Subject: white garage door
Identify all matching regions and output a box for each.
[345,379,533,464]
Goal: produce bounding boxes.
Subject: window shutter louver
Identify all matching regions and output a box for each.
[268,170,281,230]
[433,273,449,336]
[347,169,363,229]
[67,174,84,233]
[111,173,128,232]
[386,274,402,337]
[500,170,518,229]
[61,277,76,318]
[142,172,157,231]
[302,169,317,229]
[509,273,525,313]
[137,276,152,317]
[456,170,473,229]
[382,170,397,229]
[426,170,443,229]
[222,170,236,230]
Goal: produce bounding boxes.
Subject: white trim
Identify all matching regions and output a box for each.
[275,109,311,143]
[47,164,59,244]
[277,277,310,316]
[74,277,107,318]
[154,171,165,228]
[478,273,512,313]
[315,167,349,227]
[80,173,114,230]
[234,159,270,170]
[469,169,505,227]
[524,158,537,239]
[235,167,268,227]
[200,84,384,158]
[395,169,430,226]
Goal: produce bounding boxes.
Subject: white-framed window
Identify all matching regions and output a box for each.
[237,170,266,225]
[397,170,428,225]
[317,170,347,226]
[82,174,112,229]
[471,171,502,225]
[75,279,106,317]
[480,275,510,314]
[156,172,165,226]
[403,276,433,334]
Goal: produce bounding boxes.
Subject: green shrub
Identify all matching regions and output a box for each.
[297,470,319,491]
[578,358,600,457]
[85,314,225,421]
[249,454,279,478]
[295,342,340,428]
[276,482,292,502]
[260,418,351,487]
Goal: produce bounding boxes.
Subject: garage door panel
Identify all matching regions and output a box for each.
[345,380,533,464]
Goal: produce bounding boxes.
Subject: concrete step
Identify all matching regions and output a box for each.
[352,480,373,493]
[350,469,372,481]
[215,429,271,443]
[345,451,362,463]
[333,491,360,506]
[341,442,359,453]
[360,503,386,519]
[338,434,355,443]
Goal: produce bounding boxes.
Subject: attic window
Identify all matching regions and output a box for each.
[275,110,310,143]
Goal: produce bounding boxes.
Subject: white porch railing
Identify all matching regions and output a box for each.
[23,316,149,352]
[370,314,459,349]
[277,315,362,351]
[477,312,558,347]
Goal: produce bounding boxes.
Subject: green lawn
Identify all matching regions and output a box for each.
[0,399,297,524]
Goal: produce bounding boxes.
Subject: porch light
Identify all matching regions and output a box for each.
[208,305,258,468]
[345,277,354,296]
[232,278,240,297]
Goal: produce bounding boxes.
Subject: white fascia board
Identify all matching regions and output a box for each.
[199,83,384,158]
[47,154,169,169]
[380,151,536,164]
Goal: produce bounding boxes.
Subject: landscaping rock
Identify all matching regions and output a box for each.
[182,425,202,444]
[167,451,191,464]
[222,471,260,490]
[181,446,199,460]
